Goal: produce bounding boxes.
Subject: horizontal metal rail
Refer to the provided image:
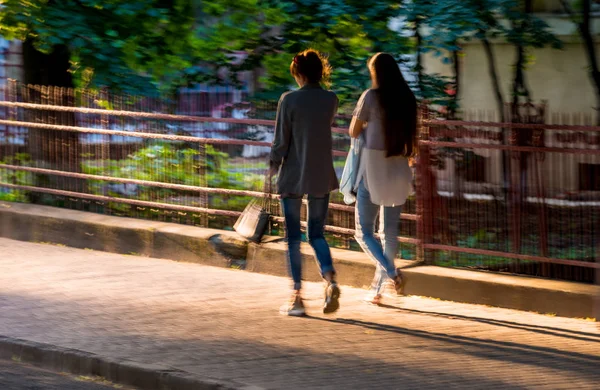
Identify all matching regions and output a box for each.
[0,182,418,244]
[0,120,349,157]
[426,119,600,132]
[1,101,599,132]
[419,140,600,155]
[0,164,418,221]
[0,182,241,217]
[422,244,600,269]
[0,119,270,145]
[0,163,273,198]
[0,100,277,126]
[0,101,349,134]
[271,216,420,245]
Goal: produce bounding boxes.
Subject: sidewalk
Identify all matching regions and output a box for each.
[0,238,598,389]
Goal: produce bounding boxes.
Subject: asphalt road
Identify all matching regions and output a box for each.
[0,359,130,390]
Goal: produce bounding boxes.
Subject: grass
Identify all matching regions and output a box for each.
[228,159,269,170]
[333,159,346,169]
[75,376,125,388]
[37,241,66,247]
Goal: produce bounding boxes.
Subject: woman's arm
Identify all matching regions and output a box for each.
[349,116,365,138]
[349,89,370,138]
[270,94,291,170]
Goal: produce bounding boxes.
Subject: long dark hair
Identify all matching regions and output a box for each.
[368,53,417,158]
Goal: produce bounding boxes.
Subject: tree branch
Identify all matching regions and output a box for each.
[562,0,600,121]
[449,48,460,119]
[559,0,576,17]
[415,19,424,94]
[481,36,505,122]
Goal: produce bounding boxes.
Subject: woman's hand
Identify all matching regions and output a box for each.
[268,161,279,177]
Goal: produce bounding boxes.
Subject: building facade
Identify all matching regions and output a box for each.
[422,1,600,198]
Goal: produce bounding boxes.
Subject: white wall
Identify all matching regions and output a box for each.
[422,14,599,119]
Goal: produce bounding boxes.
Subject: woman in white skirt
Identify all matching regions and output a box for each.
[348,52,417,305]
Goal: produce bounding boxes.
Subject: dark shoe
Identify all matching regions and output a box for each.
[323,282,341,314]
[280,292,306,316]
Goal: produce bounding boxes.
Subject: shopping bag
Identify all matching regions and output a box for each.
[233,199,271,243]
[234,172,273,243]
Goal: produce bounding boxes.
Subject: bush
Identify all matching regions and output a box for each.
[82,142,265,215]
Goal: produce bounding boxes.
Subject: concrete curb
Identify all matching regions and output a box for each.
[0,336,262,390]
[247,242,599,319]
[1,201,598,320]
[0,201,248,268]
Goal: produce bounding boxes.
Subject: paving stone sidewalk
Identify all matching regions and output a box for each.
[0,238,598,390]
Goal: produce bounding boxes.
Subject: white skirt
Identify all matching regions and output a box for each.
[355,148,413,207]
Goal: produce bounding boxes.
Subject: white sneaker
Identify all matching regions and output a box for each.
[363,292,382,305]
[279,293,306,316]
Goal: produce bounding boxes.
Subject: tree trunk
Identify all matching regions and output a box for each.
[415,19,425,96]
[511,0,533,115]
[475,0,505,122]
[480,34,511,231]
[22,41,83,204]
[481,37,505,122]
[23,42,73,87]
[507,1,536,254]
[566,0,600,124]
[449,49,460,119]
[511,43,532,117]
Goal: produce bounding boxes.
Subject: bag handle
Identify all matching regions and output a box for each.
[261,159,275,213]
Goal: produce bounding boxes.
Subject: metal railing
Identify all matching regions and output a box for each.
[0,83,598,283]
[418,110,599,282]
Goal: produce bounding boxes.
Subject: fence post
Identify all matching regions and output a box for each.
[596,241,599,322]
[416,106,434,264]
[198,141,209,228]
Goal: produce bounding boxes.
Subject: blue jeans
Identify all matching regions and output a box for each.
[355,180,401,294]
[281,194,335,291]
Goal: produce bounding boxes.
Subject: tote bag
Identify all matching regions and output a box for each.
[234,174,273,243]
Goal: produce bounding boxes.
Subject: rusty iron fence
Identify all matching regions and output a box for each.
[0,82,598,283]
[419,107,599,283]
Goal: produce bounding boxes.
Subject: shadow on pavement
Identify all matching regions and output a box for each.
[375,303,600,343]
[1,291,599,389]
[306,315,600,373]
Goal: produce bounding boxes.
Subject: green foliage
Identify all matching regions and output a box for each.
[500,0,563,50]
[0,0,410,102]
[197,0,410,104]
[418,73,454,106]
[0,0,201,94]
[83,143,201,186]
[0,153,34,202]
[82,143,264,213]
[0,0,563,109]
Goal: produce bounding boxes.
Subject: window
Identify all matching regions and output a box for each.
[579,163,600,191]
[459,151,488,183]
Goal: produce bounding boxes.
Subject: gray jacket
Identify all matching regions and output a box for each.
[270,83,339,195]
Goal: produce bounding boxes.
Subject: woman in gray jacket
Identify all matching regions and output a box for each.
[270,49,340,316]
